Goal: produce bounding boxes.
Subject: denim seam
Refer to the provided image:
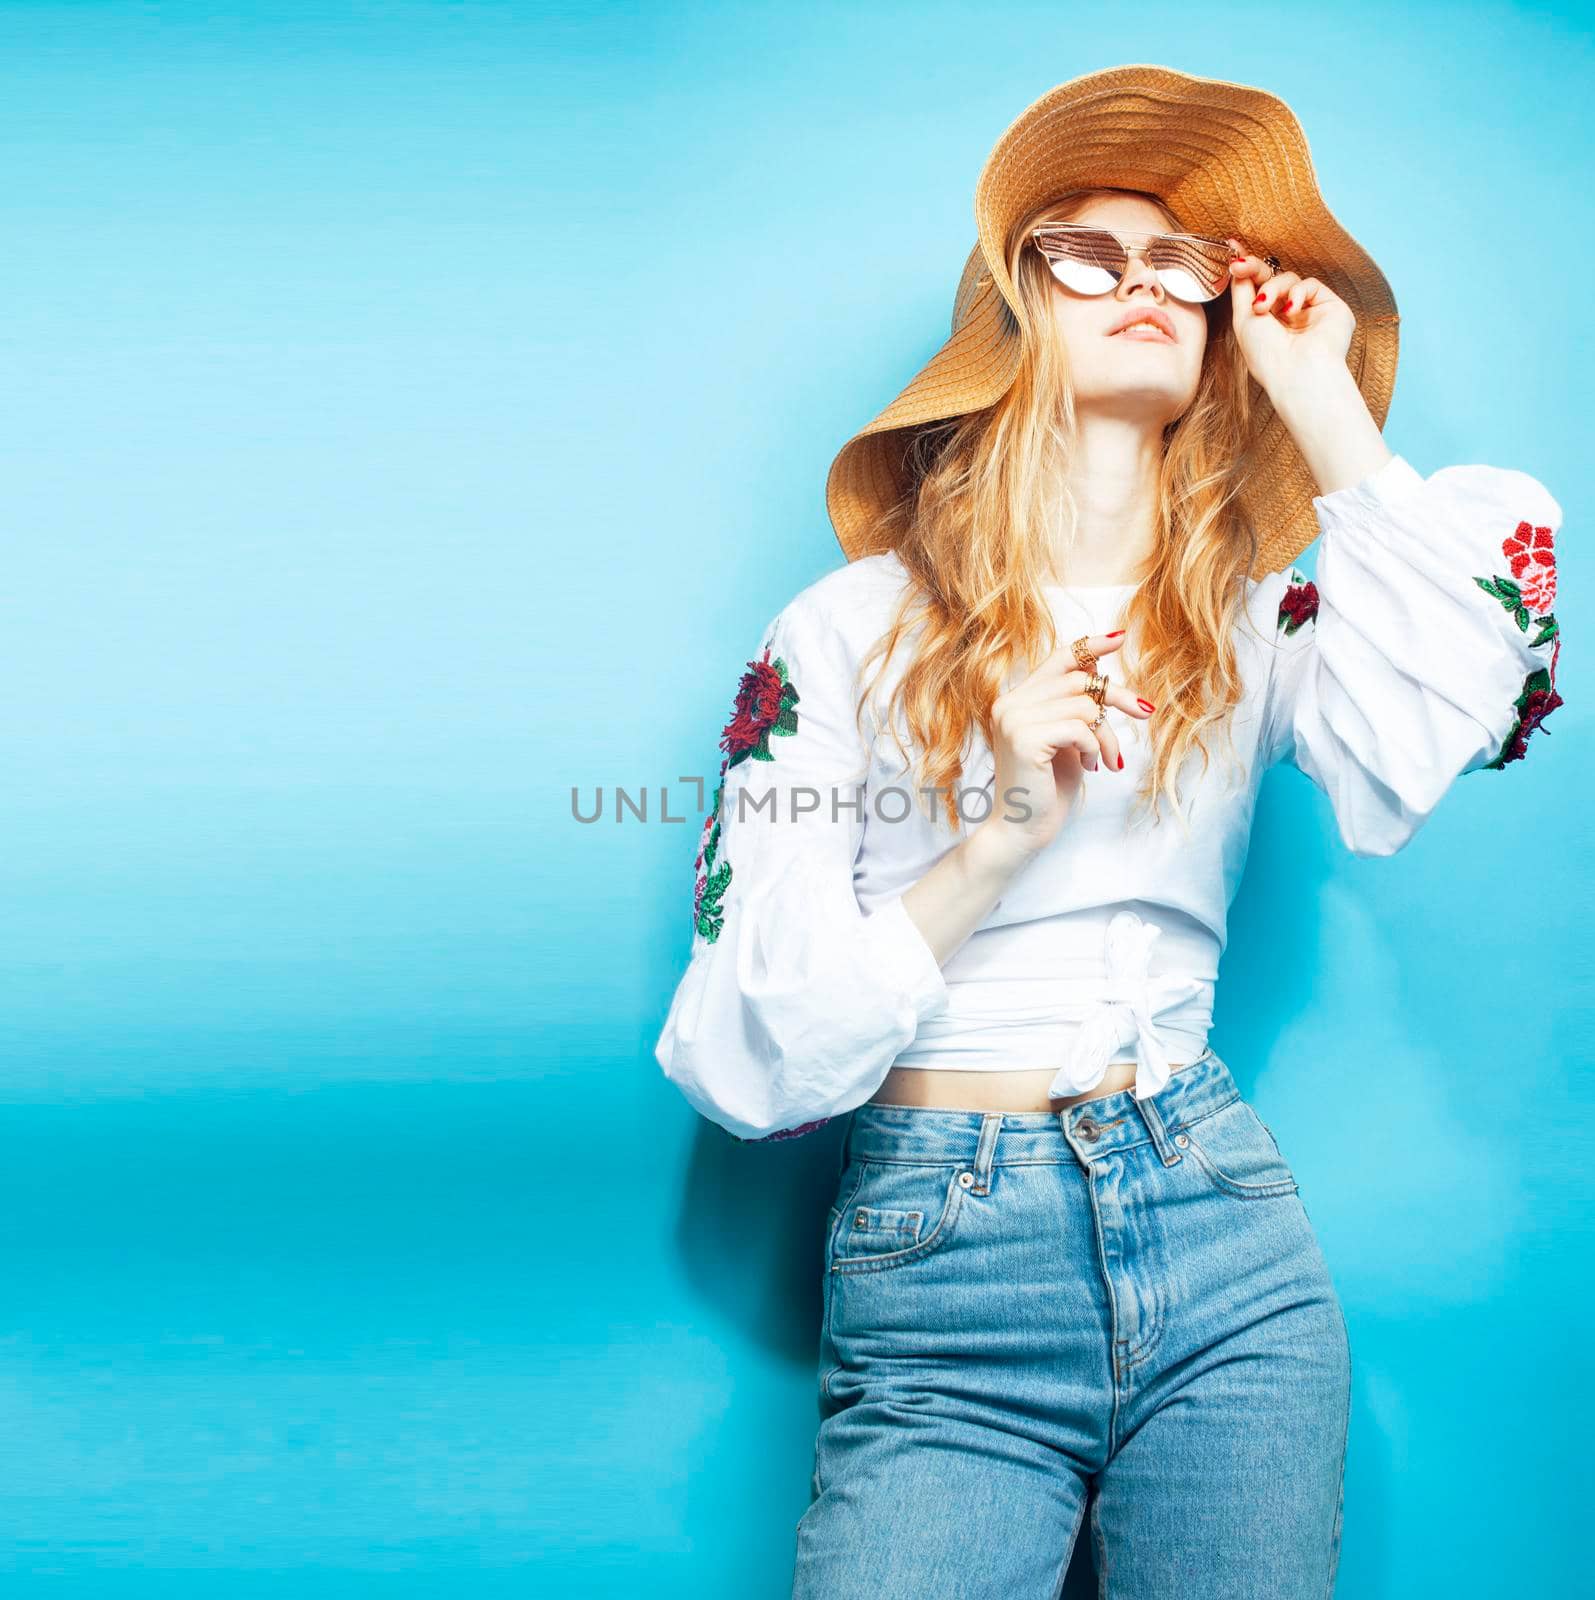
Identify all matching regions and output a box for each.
[1173,1089,1243,1132]
[1091,1480,1110,1600]
[1054,1490,1088,1600]
[821,1161,872,1398]
[830,1167,968,1275]
[833,1160,872,1221]
[820,1204,840,1412]
[1181,1136,1300,1200]
[845,1153,973,1168]
[1325,1301,1353,1596]
[1177,1098,1299,1198]
[1078,1162,1126,1451]
[819,1158,870,1408]
[1117,1144,1172,1372]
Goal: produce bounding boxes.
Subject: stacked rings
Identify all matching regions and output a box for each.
[1072,635,1110,732]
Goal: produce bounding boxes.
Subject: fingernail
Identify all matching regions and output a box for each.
[1137,698,1156,711]
[1117,753,1124,770]
[1107,629,1125,637]
[1282,298,1292,310]
[1253,293,1265,305]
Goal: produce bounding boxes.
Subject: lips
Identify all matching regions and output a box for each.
[1112,324,1176,343]
[1106,306,1176,340]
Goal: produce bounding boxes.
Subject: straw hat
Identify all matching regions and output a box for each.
[824,63,1400,580]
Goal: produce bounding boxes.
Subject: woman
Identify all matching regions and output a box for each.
[654,66,1564,1597]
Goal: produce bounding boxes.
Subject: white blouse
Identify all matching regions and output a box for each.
[654,453,1565,1141]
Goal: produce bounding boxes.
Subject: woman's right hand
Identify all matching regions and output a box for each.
[973,631,1156,870]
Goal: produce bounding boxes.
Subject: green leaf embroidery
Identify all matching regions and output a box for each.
[695,860,732,943]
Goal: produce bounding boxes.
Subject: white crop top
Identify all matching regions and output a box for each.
[654,453,1565,1141]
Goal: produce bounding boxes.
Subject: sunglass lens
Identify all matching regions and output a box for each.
[1147,238,1231,303]
[1037,227,1125,296]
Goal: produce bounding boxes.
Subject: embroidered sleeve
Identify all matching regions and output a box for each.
[1259,452,1564,857]
[654,589,949,1143]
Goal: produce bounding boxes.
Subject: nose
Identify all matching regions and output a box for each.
[1117,249,1164,300]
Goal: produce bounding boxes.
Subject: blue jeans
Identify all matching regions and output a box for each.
[792,1047,1351,1598]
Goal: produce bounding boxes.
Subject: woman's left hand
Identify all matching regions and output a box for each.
[1226,237,1357,401]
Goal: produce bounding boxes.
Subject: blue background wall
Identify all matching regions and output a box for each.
[0,2,1587,1593]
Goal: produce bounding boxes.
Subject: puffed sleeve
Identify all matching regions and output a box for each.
[1259,451,1565,857]
[653,588,950,1142]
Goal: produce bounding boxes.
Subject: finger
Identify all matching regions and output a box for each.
[1251,269,1300,317]
[1075,630,1128,657]
[1053,742,1097,780]
[1013,672,1140,729]
[1277,276,1326,325]
[1050,630,1128,676]
[1012,631,1126,698]
[1090,716,1123,773]
[1226,239,1266,290]
[1053,716,1106,774]
[1026,682,1155,723]
[1009,709,1105,772]
[1059,696,1133,773]
[1040,687,1151,773]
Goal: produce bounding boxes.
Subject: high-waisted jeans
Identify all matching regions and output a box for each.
[791,1046,1352,1599]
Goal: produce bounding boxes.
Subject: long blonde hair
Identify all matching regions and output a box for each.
[849,187,1272,839]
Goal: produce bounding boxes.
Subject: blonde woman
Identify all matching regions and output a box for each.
[655,67,1563,1598]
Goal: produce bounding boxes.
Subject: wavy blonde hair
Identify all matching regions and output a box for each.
[849,186,1272,840]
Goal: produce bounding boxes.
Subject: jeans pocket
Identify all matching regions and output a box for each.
[1179,1097,1299,1200]
[829,1159,970,1274]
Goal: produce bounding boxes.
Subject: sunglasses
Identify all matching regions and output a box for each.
[1030,223,1263,305]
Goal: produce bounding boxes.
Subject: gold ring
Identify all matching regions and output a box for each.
[1072,635,1097,672]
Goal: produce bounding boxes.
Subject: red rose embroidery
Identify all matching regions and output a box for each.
[1501,520,1557,613]
[1474,524,1559,650]
[719,646,800,767]
[690,644,803,944]
[1277,569,1319,636]
[1486,671,1563,769]
[1473,515,1563,768]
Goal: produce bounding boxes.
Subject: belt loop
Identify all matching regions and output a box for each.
[971,1113,1002,1195]
[1133,1085,1183,1167]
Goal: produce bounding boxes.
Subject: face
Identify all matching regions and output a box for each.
[1040,194,1209,427]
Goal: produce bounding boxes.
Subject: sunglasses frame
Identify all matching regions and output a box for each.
[1029,222,1266,305]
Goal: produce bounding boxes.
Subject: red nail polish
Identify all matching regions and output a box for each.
[1107,629,1125,637]
[1282,298,1292,310]
[1137,698,1156,711]
[1253,293,1265,304]
[1117,753,1124,770]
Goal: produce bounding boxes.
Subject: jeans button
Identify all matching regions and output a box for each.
[1077,1116,1100,1141]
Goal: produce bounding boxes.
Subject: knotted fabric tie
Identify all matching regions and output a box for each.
[1047,911,1204,1102]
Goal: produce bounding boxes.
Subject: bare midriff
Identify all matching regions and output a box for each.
[868,1059,1196,1113]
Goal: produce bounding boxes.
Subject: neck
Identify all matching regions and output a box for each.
[1045,416,1164,585]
